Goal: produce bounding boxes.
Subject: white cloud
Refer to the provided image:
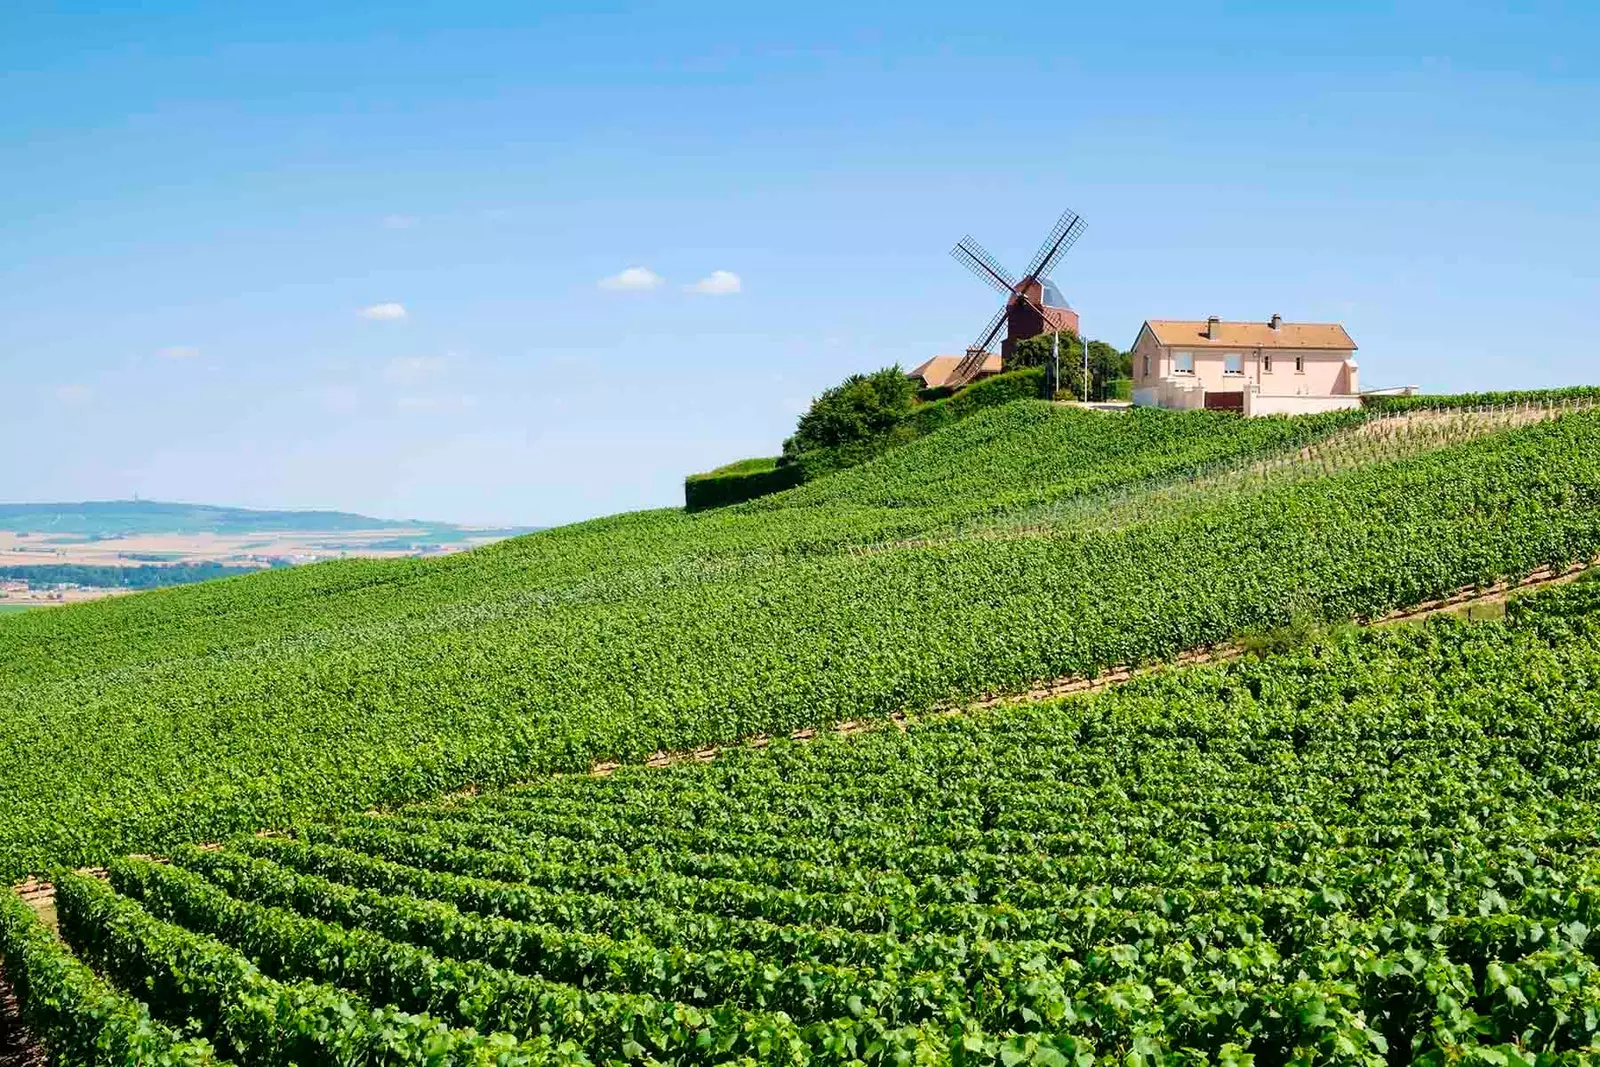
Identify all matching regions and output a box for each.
[359,302,408,321]
[54,383,91,404]
[384,354,450,385]
[156,345,200,359]
[381,214,419,230]
[598,266,664,292]
[687,270,742,295]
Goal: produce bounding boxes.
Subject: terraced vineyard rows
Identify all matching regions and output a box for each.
[10,576,1600,1064]
[8,402,1600,879]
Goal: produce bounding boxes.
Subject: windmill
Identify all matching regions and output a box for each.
[945,209,1086,389]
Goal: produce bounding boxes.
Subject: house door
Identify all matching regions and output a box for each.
[1204,391,1244,412]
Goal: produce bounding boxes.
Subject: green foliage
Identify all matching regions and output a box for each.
[683,457,805,511]
[760,401,1358,515]
[0,889,221,1066]
[33,579,1600,1062]
[54,872,583,1067]
[688,369,1047,509]
[902,368,1048,436]
[0,563,273,590]
[782,366,920,458]
[1236,598,1356,658]
[1362,386,1600,413]
[783,368,1051,484]
[10,404,1600,884]
[1006,332,1131,401]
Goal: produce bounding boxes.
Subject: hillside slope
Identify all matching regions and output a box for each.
[5,402,1600,877]
[13,568,1600,1065]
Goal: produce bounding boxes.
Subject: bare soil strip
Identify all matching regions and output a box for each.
[0,967,47,1067]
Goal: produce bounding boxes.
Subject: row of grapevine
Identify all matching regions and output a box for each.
[8,403,1600,881]
[0,889,223,1066]
[13,575,1600,1064]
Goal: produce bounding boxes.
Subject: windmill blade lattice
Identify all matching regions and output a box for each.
[950,237,1018,296]
[1020,211,1086,285]
[970,305,1010,358]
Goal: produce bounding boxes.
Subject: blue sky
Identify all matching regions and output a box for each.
[3,2,1596,526]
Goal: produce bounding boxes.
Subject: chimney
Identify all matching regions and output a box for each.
[1207,315,1221,339]
[1269,313,1282,331]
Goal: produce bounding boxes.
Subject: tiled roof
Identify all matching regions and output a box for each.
[908,353,1003,388]
[1145,320,1356,351]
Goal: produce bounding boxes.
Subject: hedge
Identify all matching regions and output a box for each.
[684,457,806,511]
[1103,378,1134,402]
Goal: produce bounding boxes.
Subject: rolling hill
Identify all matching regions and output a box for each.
[4,399,1600,880]
[8,395,1600,1064]
[0,499,516,539]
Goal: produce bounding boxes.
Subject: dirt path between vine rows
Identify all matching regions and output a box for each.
[0,965,46,1067]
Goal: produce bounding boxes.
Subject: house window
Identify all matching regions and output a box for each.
[1295,355,1305,373]
[1263,353,1273,373]
[1142,353,1150,377]
[1223,353,1243,376]
[1173,351,1194,375]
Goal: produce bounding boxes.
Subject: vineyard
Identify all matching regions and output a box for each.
[6,401,1600,880]
[7,575,1600,1064]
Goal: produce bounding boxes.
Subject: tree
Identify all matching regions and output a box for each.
[1006,331,1132,401]
[782,366,920,459]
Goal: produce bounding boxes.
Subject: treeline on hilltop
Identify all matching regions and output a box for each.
[1004,330,1131,400]
[0,562,275,590]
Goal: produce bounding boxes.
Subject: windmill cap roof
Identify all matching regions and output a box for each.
[1145,319,1356,350]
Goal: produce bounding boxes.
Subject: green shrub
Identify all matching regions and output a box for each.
[782,367,919,458]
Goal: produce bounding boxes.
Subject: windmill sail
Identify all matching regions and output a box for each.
[1021,211,1086,284]
[945,208,1086,385]
[950,237,1018,296]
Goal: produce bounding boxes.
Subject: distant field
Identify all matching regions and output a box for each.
[0,499,534,604]
[0,527,511,568]
[0,602,33,613]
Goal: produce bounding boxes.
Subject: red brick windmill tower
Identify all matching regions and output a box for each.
[945,210,1086,388]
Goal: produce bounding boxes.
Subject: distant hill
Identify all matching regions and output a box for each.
[0,500,524,540]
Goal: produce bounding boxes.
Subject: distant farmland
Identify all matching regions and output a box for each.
[0,499,533,605]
